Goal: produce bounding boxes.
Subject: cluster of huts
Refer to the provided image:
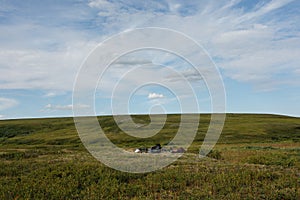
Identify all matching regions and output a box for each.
[134,144,185,154]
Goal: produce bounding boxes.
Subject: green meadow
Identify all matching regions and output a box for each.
[0,114,299,199]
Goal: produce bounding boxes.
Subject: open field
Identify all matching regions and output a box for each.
[0,114,299,199]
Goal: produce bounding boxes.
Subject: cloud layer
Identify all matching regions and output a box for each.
[0,0,299,117]
[0,0,298,92]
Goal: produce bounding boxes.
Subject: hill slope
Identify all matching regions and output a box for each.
[0,114,299,199]
[0,114,299,148]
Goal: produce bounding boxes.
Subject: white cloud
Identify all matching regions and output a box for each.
[0,39,97,90]
[43,91,67,98]
[45,104,72,111]
[44,92,58,98]
[44,104,90,111]
[0,97,18,111]
[148,93,164,99]
[0,10,101,91]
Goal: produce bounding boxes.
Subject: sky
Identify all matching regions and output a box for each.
[0,0,299,119]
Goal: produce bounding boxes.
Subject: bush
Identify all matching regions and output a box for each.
[207,150,222,160]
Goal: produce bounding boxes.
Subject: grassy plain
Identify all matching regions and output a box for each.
[0,114,299,199]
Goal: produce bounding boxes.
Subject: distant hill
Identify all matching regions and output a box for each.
[0,114,299,149]
[0,114,299,199]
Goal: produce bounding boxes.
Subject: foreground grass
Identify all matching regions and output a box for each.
[0,114,299,199]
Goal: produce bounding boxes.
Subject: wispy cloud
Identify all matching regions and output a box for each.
[0,97,18,111]
[0,41,97,90]
[240,0,295,21]
[43,92,58,98]
[0,0,298,92]
[44,104,90,111]
[43,91,67,98]
[45,104,73,111]
[165,69,203,82]
[148,93,164,99]
[113,57,153,66]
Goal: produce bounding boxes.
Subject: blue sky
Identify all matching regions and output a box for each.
[0,0,299,119]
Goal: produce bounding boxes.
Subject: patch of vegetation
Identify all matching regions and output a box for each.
[207,150,223,160]
[0,124,34,138]
[244,146,277,150]
[245,153,297,167]
[267,124,300,142]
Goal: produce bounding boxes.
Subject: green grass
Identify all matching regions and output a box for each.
[0,114,299,199]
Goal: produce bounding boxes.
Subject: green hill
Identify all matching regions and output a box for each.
[0,114,299,199]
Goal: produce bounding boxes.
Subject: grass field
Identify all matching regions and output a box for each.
[0,114,299,199]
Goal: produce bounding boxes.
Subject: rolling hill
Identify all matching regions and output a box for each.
[0,114,299,199]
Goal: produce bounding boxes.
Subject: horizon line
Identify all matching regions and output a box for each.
[0,112,299,121]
